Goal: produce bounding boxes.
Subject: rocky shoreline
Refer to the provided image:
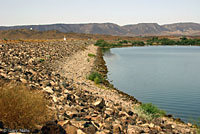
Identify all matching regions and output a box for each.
[0,39,197,134]
[94,47,140,104]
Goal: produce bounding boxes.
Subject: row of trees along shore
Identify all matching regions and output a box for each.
[146,37,200,46]
[95,37,200,48]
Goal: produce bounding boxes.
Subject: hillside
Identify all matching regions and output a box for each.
[122,23,168,36]
[0,22,200,36]
[0,29,145,40]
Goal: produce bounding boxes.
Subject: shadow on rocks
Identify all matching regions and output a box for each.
[41,121,66,134]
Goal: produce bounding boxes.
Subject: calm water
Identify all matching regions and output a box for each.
[103,46,200,123]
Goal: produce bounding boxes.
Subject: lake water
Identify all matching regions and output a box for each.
[103,46,200,123]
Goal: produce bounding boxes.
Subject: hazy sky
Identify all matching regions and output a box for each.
[0,0,200,26]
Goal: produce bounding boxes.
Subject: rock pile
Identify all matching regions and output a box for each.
[0,40,197,134]
[0,40,89,90]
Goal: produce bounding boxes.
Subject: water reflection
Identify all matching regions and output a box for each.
[102,48,116,58]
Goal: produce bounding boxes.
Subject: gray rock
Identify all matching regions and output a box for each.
[82,122,97,134]
[93,98,105,109]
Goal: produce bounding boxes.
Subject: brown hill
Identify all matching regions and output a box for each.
[1,29,200,41]
[0,29,145,40]
[122,23,168,36]
[0,22,200,36]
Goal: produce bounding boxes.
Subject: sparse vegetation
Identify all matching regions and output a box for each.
[87,58,90,62]
[88,53,96,57]
[88,72,104,84]
[94,76,101,84]
[101,48,111,53]
[132,41,145,46]
[95,39,122,48]
[146,36,200,46]
[135,103,166,120]
[95,39,108,47]
[34,58,45,63]
[39,58,45,62]
[0,81,53,130]
[176,37,200,45]
[95,37,200,48]
[119,40,128,44]
[4,38,8,41]
[159,38,176,45]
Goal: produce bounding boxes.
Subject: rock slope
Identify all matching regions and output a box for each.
[0,40,197,134]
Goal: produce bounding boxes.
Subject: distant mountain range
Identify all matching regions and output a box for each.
[0,22,200,36]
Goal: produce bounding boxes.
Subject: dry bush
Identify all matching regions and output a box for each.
[0,80,53,130]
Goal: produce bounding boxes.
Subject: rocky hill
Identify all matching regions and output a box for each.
[122,23,168,36]
[0,29,148,40]
[0,22,200,36]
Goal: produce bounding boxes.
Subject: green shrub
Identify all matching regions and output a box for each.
[160,38,176,45]
[4,38,8,41]
[88,72,104,84]
[132,41,145,46]
[146,37,159,45]
[146,37,199,46]
[94,77,101,84]
[88,72,100,81]
[0,81,53,130]
[112,43,123,47]
[88,53,96,57]
[39,58,45,62]
[119,40,128,44]
[95,40,122,48]
[95,39,108,47]
[101,48,111,53]
[140,103,166,118]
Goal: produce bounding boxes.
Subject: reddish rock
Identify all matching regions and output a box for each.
[65,124,78,134]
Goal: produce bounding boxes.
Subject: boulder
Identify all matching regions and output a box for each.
[82,122,97,134]
[93,98,105,109]
[65,124,78,134]
[187,123,192,127]
[41,121,66,134]
[104,108,114,115]
[44,86,54,94]
[77,129,86,134]
[149,123,155,128]
[113,124,122,134]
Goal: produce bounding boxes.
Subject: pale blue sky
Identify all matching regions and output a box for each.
[0,0,200,26]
